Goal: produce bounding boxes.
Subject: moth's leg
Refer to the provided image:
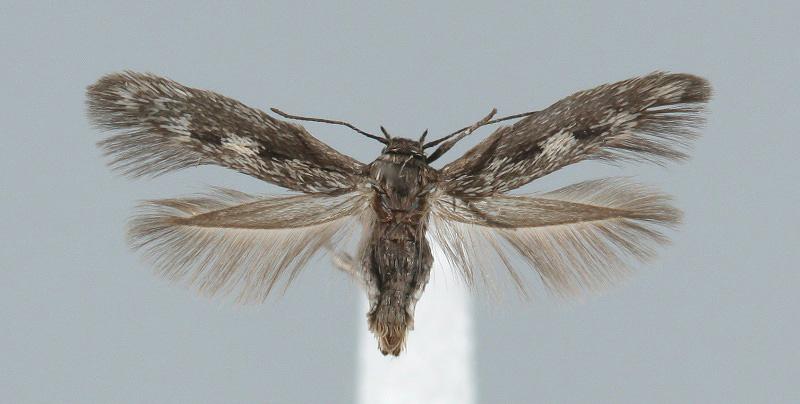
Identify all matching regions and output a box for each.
[330,245,379,314]
[331,251,364,284]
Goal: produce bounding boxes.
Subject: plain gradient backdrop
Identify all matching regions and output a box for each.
[1,1,798,403]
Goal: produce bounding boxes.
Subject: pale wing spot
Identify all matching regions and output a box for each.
[161,116,192,137]
[222,135,260,157]
[540,131,578,158]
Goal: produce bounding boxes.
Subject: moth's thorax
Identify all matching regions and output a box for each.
[362,145,437,355]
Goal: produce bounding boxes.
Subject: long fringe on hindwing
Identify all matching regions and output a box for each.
[128,189,370,303]
[429,178,682,298]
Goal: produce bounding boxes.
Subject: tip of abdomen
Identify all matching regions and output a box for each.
[368,301,412,356]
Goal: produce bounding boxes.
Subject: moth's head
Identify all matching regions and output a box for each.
[379,127,428,159]
[382,138,426,159]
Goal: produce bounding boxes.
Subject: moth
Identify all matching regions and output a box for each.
[88,71,710,356]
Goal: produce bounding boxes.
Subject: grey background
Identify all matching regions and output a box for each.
[1,1,798,403]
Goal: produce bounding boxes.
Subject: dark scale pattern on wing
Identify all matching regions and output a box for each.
[440,72,711,196]
[88,71,363,193]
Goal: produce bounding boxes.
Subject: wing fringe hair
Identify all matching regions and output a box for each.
[430,178,681,298]
[128,189,369,303]
[589,73,710,165]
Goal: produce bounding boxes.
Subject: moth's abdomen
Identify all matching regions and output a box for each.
[367,238,431,355]
[364,151,436,355]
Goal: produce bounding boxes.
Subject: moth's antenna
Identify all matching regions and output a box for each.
[424,109,540,150]
[426,108,498,163]
[271,108,389,144]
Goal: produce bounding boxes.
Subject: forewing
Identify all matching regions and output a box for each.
[129,188,372,303]
[440,72,711,196]
[428,178,681,297]
[88,72,363,193]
